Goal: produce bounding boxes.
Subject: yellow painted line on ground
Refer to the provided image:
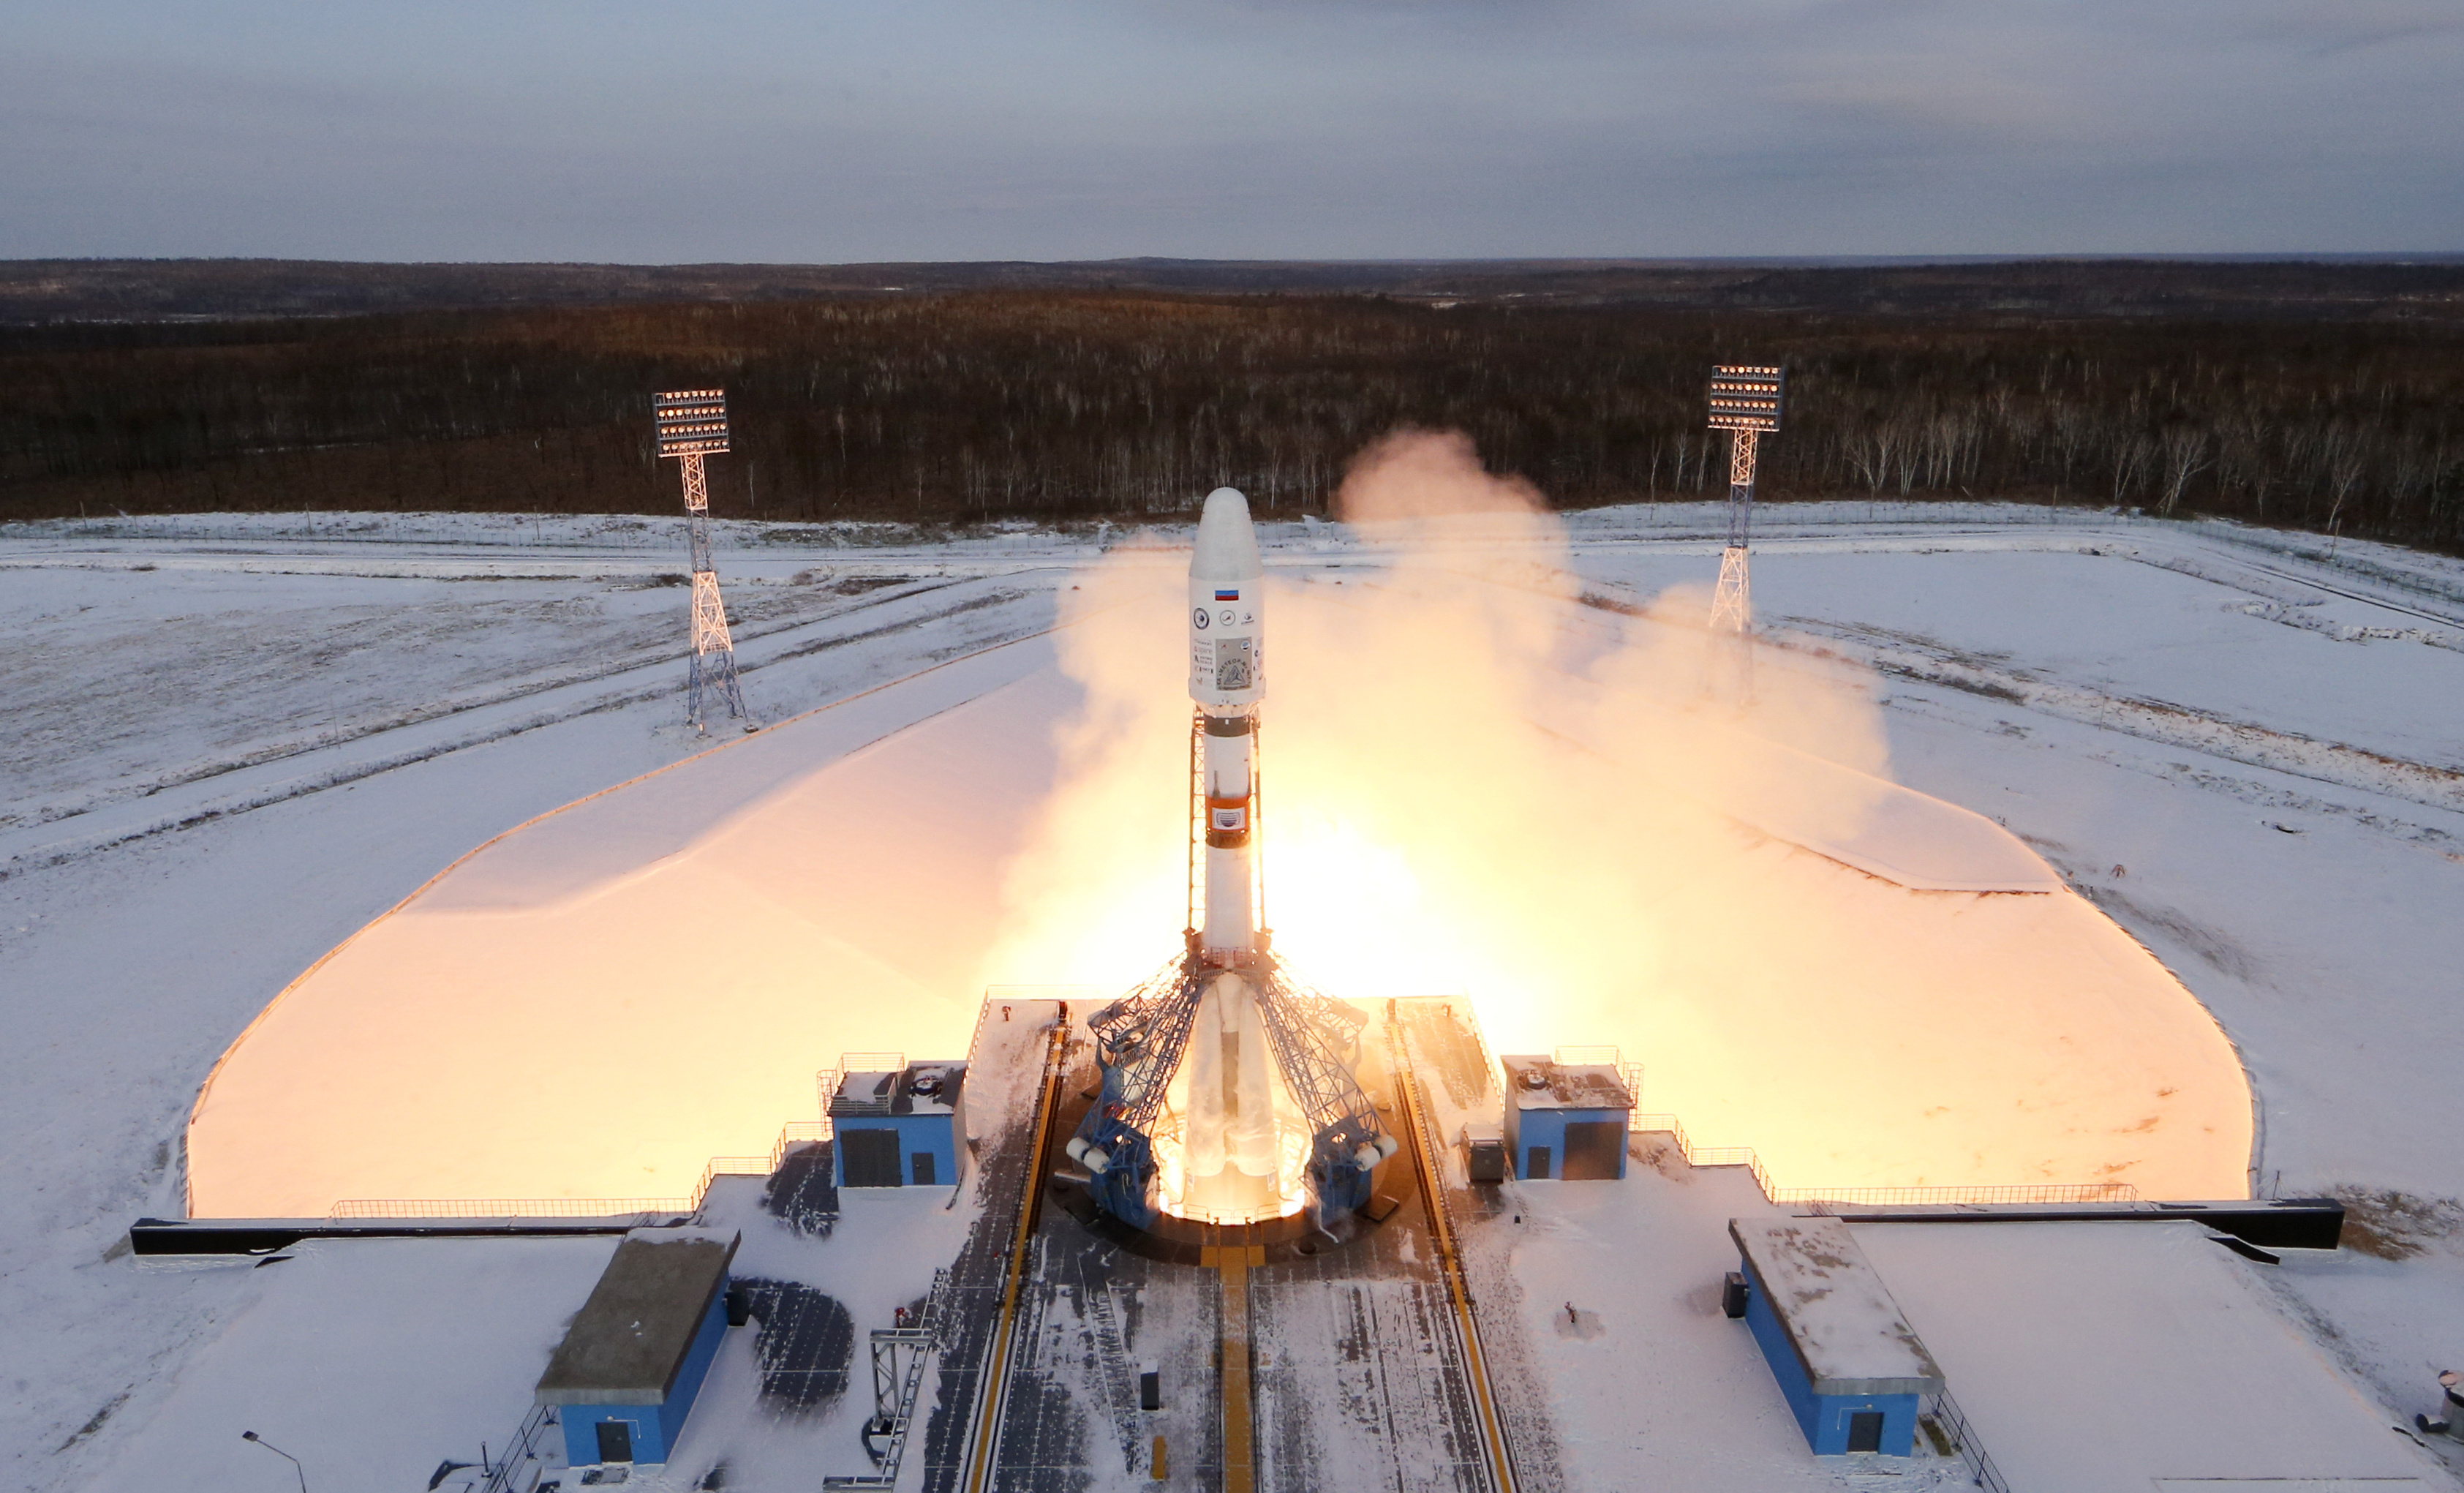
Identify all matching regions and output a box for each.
[1219,1251,1256,1493]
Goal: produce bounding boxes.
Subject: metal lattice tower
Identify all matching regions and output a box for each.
[1069,949,1387,1231]
[1705,365,1785,699]
[654,389,753,732]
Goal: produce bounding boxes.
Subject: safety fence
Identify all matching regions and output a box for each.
[1921,1388,2012,1493]
[329,1196,695,1221]
[1630,1112,2139,1211]
[1545,1044,1645,1120]
[478,1403,560,1493]
[328,1116,836,1221]
[827,1053,906,1116]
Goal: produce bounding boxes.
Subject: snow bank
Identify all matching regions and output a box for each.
[186,639,1069,1216]
[83,1238,616,1493]
[1853,1221,2438,1486]
[189,631,2249,1216]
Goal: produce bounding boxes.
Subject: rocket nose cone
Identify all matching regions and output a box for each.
[1192,486,1262,582]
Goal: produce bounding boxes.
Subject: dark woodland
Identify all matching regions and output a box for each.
[4,258,2463,552]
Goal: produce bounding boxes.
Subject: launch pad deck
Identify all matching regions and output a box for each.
[902,994,1545,1493]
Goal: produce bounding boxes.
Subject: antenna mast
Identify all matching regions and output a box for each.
[654,389,754,732]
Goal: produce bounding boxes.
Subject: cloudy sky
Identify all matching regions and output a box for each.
[7,0,2461,262]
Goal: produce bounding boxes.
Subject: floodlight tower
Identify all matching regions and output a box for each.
[653,389,754,732]
[1705,364,1786,635]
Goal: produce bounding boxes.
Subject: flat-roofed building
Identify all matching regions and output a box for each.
[1501,1055,1633,1181]
[1728,1216,1945,1456]
[829,1061,968,1189]
[535,1227,739,1470]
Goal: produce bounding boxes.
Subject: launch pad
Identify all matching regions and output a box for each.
[946,993,1529,1493]
[941,488,1509,1488]
[1047,969,1421,1267]
[1060,950,1401,1241]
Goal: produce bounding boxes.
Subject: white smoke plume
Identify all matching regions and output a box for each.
[979,429,2250,1197]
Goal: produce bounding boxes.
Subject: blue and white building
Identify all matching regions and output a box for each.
[535,1227,738,1470]
[1499,1055,1634,1181]
[1728,1216,1945,1456]
[830,1061,968,1189]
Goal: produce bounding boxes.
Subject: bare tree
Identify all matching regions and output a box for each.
[2110,431,2156,507]
[2156,424,2211,516]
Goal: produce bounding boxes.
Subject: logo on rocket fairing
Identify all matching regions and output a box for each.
[1192,608,1210,629]
[1214,637,1253,691]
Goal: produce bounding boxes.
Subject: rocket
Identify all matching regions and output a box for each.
[1183,488,1280,1212]
[1189,486,1265,963]
[1055,489,1395,1223]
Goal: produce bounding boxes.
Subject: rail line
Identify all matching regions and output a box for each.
[1386,1007,1520,1493]
[961,1009,1073,1493]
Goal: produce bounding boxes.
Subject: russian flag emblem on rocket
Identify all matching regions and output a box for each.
[1214,588,1240,601]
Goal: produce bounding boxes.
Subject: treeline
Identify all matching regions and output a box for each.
[4,290,2461,552]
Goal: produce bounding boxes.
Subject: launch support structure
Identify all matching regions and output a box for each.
[652,388,754,732]
[1063,489,1398,1233]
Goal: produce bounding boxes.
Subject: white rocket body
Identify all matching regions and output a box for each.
[1189,487,1265,961]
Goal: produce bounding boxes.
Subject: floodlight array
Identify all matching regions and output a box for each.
[654,389,731,458]
[1707,366,1785,433]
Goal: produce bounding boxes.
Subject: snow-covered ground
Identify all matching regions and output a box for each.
[4,501,2461,1491]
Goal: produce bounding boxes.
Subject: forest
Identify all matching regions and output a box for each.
[4,272,2462,552]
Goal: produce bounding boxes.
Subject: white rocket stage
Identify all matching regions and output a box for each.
[185,564,2251,1219]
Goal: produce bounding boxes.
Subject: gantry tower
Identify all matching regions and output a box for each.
[653,389,753,732]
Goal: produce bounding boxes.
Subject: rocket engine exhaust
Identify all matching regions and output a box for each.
[1065,488,1400,1234]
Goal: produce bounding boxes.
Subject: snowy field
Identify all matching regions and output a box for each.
[3,500,2462,1490]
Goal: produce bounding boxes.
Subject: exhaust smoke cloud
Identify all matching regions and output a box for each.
[982,429,2252,1197]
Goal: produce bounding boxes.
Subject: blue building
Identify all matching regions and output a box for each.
[830,1061,968,1189]
[535,1227,738,1470]
[1728,1217,1945,1456]
[1499,1055,1633,1180]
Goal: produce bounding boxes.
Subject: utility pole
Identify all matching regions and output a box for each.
[653,389,755,732]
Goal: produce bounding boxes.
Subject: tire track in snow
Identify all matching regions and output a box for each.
[0,574,1061,879]
[0,576,981,835]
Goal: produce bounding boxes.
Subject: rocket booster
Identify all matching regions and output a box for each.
[1190,487,1264,960]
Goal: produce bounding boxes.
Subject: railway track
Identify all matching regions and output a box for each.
[962,1011,1074,1493]
[1385,1006,1521,1493]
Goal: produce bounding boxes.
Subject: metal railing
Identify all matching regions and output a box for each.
[478,1404,560,1493]
[1630,1113,2139,1210]
[813,1069,842,1137]
[1922,1388,2011,1493]
[829,1053,907,1116]
[772,1120,829,1166]
[1800,1184,2139,1208]
[329,1197,692,1220]
[330,1116,839,1222]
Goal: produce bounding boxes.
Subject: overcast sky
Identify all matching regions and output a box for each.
[7,0,2461,262]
